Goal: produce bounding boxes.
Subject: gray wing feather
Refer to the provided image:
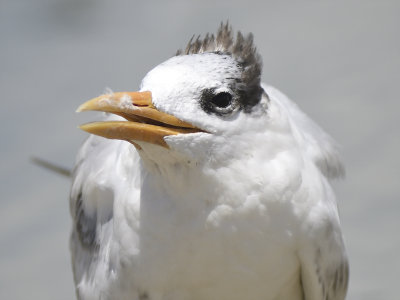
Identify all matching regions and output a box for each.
[69,134,140,298]
[298,216,349,300]
[300,247,349,300]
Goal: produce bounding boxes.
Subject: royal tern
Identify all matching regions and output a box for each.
[71,23,348,300]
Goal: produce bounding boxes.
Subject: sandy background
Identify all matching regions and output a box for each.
[1,1,399,299]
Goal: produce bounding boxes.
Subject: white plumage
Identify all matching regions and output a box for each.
[71,24,348,300]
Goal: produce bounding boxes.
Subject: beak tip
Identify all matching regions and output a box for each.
[78,123,93,135]
[76,103,87,113]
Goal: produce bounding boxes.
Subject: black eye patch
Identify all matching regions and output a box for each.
[200,88,235,116]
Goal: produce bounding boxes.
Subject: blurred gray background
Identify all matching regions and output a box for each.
[0,0,398,299]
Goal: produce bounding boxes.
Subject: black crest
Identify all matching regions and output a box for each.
[176,22,264,112]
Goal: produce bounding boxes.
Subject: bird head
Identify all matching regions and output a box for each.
[77,24,282,165]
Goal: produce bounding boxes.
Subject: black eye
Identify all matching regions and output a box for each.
[210,92,232,108]
[200,89,236,116]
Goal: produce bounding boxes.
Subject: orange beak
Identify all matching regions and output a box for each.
[77,91,201,148]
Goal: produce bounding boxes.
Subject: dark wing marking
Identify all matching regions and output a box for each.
[74,191,98,250]
[300,243,349,300]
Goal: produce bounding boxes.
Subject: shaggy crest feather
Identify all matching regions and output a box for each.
[177,22,263,111]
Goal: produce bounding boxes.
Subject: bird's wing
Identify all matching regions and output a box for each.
[263,85,348,298]
[69,129,141,294]
[297,217,349,300]
[263,84,345,179]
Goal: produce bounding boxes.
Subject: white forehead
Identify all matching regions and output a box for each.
[140,53,241,99]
